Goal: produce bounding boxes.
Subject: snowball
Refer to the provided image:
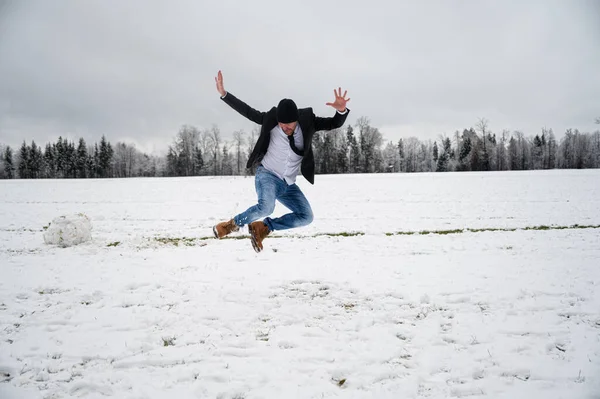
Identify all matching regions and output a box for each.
[43,213,92,248]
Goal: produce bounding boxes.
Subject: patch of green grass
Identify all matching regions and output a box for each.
[525,225,551,231]
[390,224,599,236]
[154,237,200,246]
[317,232,365,237]
[394,228,464,236]
[256,331,269,342]
[107,241,120,247]
[162,337,176,347]
[335,378,347,387]
[468,227,514,233]
[437,229,464,235]
[148,223,600,247]
[569,224,600,229]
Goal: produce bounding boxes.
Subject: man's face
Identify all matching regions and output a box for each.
[279,121,297,135]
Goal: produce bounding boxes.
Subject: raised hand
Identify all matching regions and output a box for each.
[215,70,226,97]
[326,87,350,112]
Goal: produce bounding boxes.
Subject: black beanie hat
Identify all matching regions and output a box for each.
[276,98,298,123]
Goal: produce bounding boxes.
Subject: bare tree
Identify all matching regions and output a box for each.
[514,130,529,170]
[497,129,509,171]
[355,117,383,173]
[475,117,490,170]
[403,137,421,173]
[382,141,399,172]
[232,130,245,175]
[113,142,139,177]
[592,130,600,168]
[209,124,222,175]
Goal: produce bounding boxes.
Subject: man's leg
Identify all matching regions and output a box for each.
[213,166,281,239]
[263,183,314,232]
[233,166,282,227]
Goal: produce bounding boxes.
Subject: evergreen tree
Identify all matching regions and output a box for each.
[43,143,54,178]
[320,133,335,174]
[435,138,453,172]
[93,143,100,178]
[18,141,29,178]
[442,137,453,159]
[166,146,177,176]
[347,125,360,173]
[458,133,472,171]
[336,132,349,173]
[99,135,113,177]
[65,140,77,178]
[55,137,65,177]
[436,151,449,172]
[3,146,14,179]
[86,153,95,178]
[28,141,43,178]
[221,145,232,175]
[397,139,405,172]
[194,145,204,175]
[76,138,88,178]
[432,142,439,164]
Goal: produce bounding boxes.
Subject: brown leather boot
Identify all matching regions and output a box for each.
[213,219,240,239]
[248,221,270,252]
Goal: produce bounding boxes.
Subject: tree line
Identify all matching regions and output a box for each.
[1,116,599,179]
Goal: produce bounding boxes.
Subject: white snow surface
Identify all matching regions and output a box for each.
[1,169,599,399]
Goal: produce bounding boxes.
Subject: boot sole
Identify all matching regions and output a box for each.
[248,225,262,253]
[213,224,240,240]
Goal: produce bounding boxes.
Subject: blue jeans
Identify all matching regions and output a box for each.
[233,166,314,231]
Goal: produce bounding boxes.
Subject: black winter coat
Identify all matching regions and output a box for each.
[221,92,350,184]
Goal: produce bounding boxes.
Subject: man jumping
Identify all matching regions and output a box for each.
[212,70,350,252]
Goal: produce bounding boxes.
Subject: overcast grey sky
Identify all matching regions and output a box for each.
[1,0,599,154]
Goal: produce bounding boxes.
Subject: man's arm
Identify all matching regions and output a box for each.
[314,87,351,131]
[215,70,265,125]
[315,108,350,131]
[221,92,266,125]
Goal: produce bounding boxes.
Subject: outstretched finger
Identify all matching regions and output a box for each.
[343,90,347,98]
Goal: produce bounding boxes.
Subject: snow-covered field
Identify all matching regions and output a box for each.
[1,169,599,399]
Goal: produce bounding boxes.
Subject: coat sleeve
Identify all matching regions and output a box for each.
[220,92,266,125]
[314,109,350,132]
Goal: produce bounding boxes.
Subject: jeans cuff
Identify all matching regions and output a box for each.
[263,217,274,232]
[233,215,245,227]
